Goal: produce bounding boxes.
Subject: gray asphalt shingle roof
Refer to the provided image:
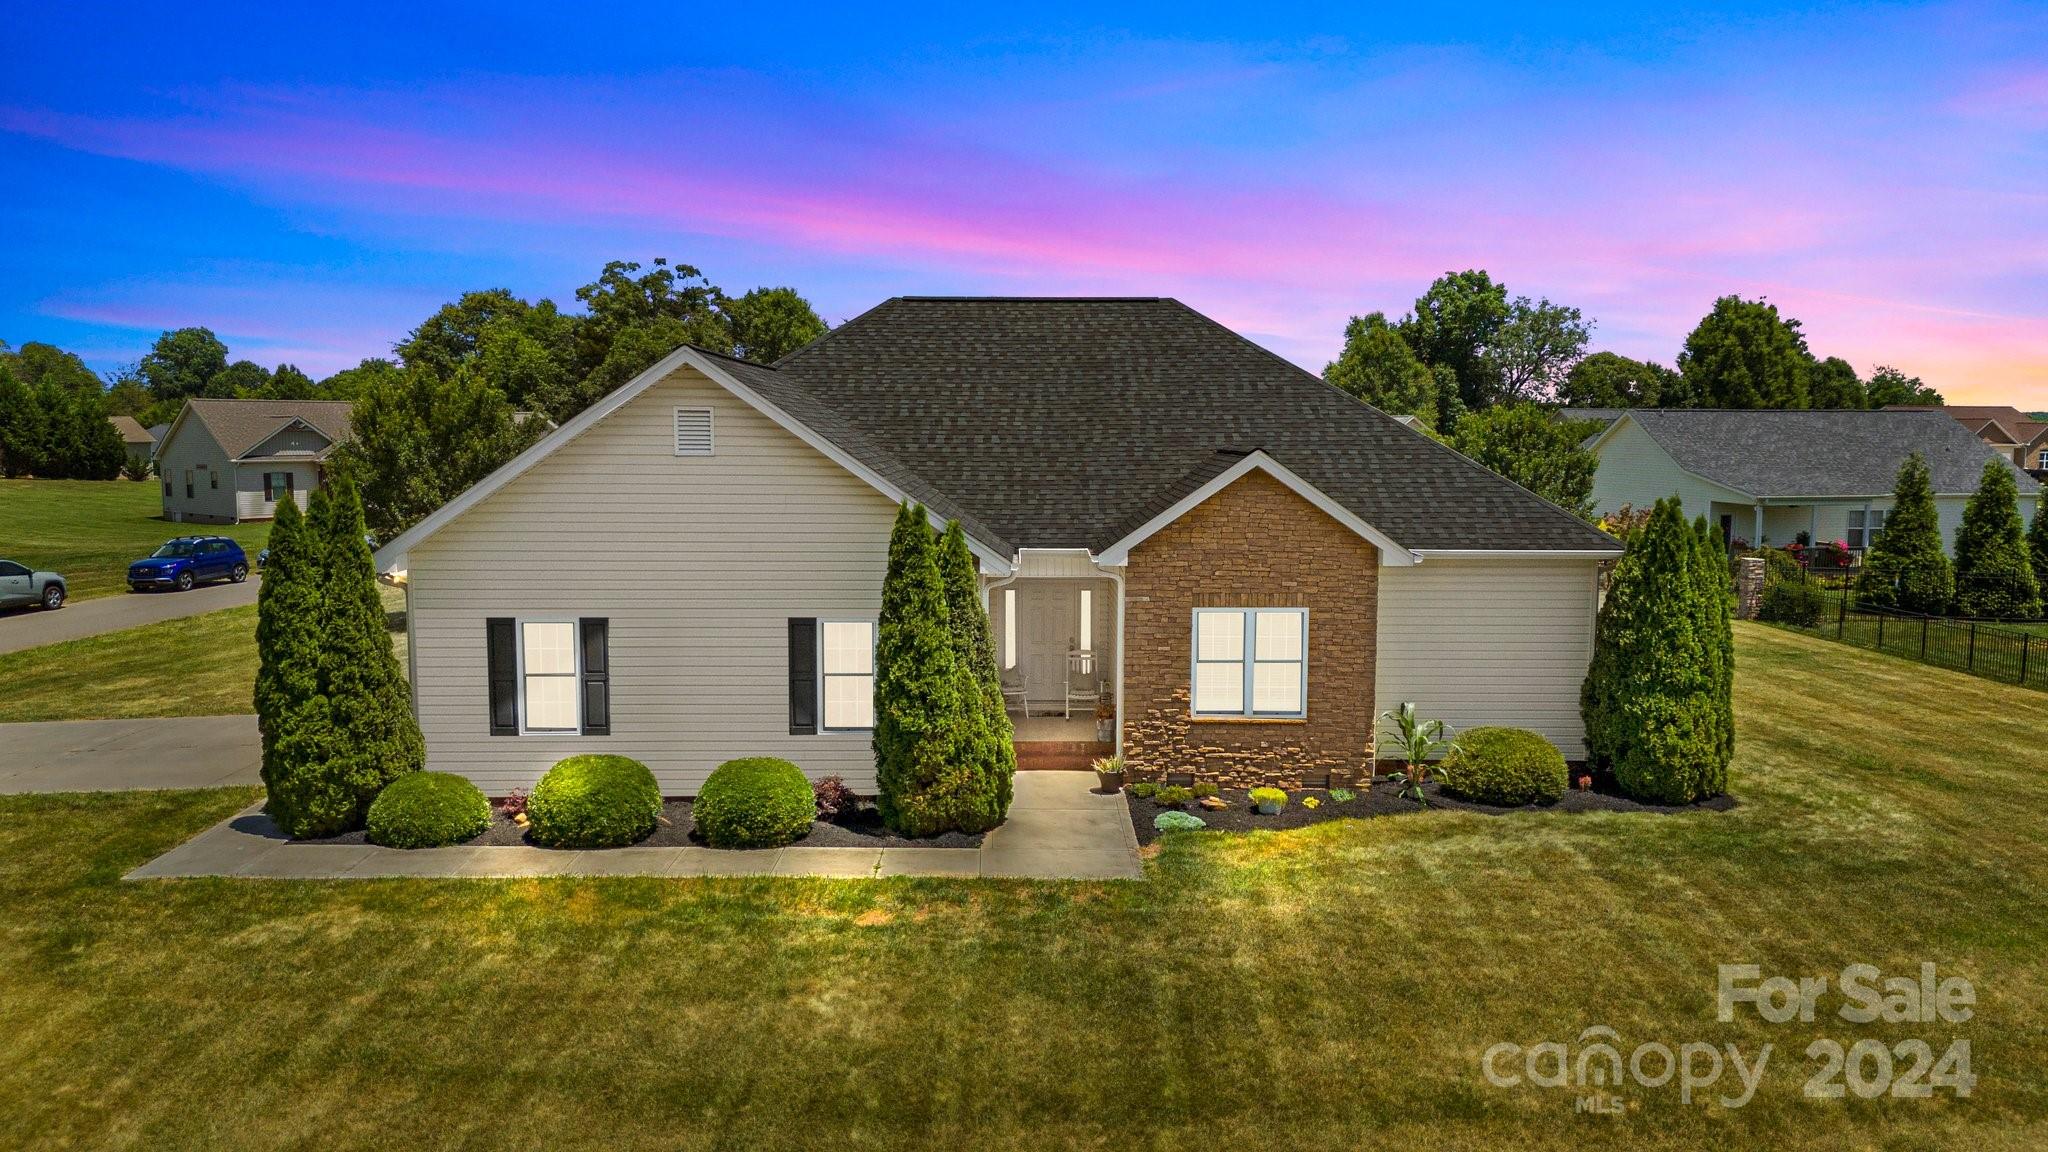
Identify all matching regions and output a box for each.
[1618,409,2040,497]
[174,398,354,460]
[731,297,1615,554]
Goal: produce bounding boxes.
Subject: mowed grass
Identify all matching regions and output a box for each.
[0,478,274,601]
[0,587,405,723]
[1,624,2045,1150]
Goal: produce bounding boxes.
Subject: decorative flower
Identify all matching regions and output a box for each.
[1302,796,1321,809]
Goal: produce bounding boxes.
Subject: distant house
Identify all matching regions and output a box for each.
[1587,409,2040,554]
[107,415,156,467]
[154,398,354,524]
[1889,405,2048,471]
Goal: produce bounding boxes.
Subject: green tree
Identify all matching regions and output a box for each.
[1398,270,1509,415]
[1677,296,1811,409]
[1581,497,1731,803]
[1807,356,1868,410]
[102,367,151,417]
[1324,312,1437,426]
[313,476,425,826]
[937,521,1014,825]
[318,357,404,402]
[63,388,127,479]
[138,327,229,404]
[209,359,272,398]
[1951,458,2042,619]
[1864,365,1943,407]
[873,502,975,836]
[1489,296,1592,403]
[1558,351,1678,409]
[334,365,548,540]
[267,364,318,399]
[574,258,730,375]
[726,286,828,363]
[6,341,102,393]
[0,365,49,477]
[1690,514,1736,778]
[2029,496,2048,607]
[255,494,345,836]
[1856,453,1953,613]
[1450,403,1597,517]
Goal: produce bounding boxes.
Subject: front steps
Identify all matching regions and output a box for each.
[1014,740,1114,772]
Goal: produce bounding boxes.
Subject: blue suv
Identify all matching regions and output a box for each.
[128,536,250,593]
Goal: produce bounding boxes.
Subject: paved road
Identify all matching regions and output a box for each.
[0,577,261,656]
[0,715,260,793]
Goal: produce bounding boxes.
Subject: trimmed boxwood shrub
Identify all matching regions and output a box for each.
[1757,579,1825,627]
[527,754,662,849]
[366,771,492,849]
[695,757,816,849]
[1441,727,1568,807]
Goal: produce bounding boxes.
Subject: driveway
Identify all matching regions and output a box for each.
[0,576,261,655]
[0,715,260,793]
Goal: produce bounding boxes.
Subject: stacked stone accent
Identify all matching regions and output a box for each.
[1120,470,1377,789]
[1735,555,1766,619]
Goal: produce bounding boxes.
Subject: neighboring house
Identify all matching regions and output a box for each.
[1587,409,2041,555]
[154,398,354,524]
[1889,404,2048,470]
[108,415,157,467]
[372,297,1621,797]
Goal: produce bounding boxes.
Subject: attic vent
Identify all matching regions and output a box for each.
[674,407,713,456]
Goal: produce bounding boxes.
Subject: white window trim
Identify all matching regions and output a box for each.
[818,618,878,734]
[674,406,714,456]
[1002,589,1016,670]
[514,617,583,736]
[1189,607,1308,719]
[1078,588,1093,652]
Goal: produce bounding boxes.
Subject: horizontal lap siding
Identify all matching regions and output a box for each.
[1375,558,1598,758]
[407,368,897,796]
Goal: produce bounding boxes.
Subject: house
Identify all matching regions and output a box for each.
[371,297,1621,797]
[1888,404,2048,471]
[1587,409,2041,555]
[154,398,354,523]
[107,415,156,467]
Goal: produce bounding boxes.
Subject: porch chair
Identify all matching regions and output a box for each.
[1001,665,1031,718]
[1065,650,1102,720]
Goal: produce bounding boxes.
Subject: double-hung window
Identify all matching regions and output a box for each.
[487,618,610,736]
[1846,509,1886,551]
[820,621,876,731]
[520,621,581,732]
[1191,607,1307,718]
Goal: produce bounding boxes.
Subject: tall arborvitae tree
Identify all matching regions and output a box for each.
[315,475,425,825]
[1952,458,2043,620]
[937,520,1014,825]
[1856,453,1953,614]
[1691,514,1736,782]
[873,502,977,836]
[1581,497,1730,803]
[259,490,349,836]
[2028,496,2048,607]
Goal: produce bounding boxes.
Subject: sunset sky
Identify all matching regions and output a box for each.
[4,2,2044,402]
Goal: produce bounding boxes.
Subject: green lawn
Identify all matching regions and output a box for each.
[1,624,2043,1150]
[0,587,405,723]
[0,478,275,601]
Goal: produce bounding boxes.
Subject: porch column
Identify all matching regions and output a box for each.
[1753,502,1765,547]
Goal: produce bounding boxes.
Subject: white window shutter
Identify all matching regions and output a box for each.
[674,407,713,456]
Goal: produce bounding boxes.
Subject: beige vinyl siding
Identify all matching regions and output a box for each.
[1375,557,1599,759]
[156,420,237,524]
[406,366,899,796]
[1589,417,1750,522]
[234,463,318,520]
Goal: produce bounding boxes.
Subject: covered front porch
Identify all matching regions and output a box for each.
[988,560,1119,769]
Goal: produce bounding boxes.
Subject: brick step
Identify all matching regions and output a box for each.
[1014,741,1114,771]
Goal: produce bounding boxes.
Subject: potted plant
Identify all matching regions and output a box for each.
[1249,786,1288,815]
[1094,696,1116,742]
[1092,754,1126,793]
[1376,702,1456,807]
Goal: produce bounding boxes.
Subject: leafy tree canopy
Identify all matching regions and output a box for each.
[1397,270,1509,414]
[138,327,230,404]
[1489,296,1592,404]
[1558,351,1682,408]
[1865,365,1943,407]
[1677,296,1811,409]
[1450,402,1598,517]
[1807,356,1868,410]
[726,286,830,364]
[1323,311,1436,426]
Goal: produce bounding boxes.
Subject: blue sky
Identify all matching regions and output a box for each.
[4,2,2044,400]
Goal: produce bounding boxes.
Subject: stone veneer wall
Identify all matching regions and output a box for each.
[1120,469,1378,788]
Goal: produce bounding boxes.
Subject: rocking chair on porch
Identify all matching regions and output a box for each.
[1064,650,1102,719]
[1000,666,1031,717]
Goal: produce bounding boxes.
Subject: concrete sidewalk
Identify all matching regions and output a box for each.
[0,715,261,793]
[0,577,260,655]
[128,770,1143,881]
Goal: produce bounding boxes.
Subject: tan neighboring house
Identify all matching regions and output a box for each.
[154,398,354,524]
[372,297,1621,799]
[1889,405,2048,471]
[108,415,156,467]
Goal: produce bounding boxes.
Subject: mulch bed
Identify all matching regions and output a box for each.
[1126,781,1736,845]
[303,799,987,850]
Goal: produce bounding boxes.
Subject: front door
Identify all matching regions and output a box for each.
[1018,585,1078,705]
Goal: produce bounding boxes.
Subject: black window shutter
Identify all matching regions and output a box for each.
[487,618,517,735]
[580,618,610,736]
[788,618,818,735]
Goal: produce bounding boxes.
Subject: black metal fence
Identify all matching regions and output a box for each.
[1776,589,2048,692]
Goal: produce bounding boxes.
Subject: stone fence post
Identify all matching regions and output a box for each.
[1735,555,1766,619]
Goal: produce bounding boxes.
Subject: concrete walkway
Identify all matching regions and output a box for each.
[128,771,1143,881]
[0,577,260,655]
[0,715,261,793]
